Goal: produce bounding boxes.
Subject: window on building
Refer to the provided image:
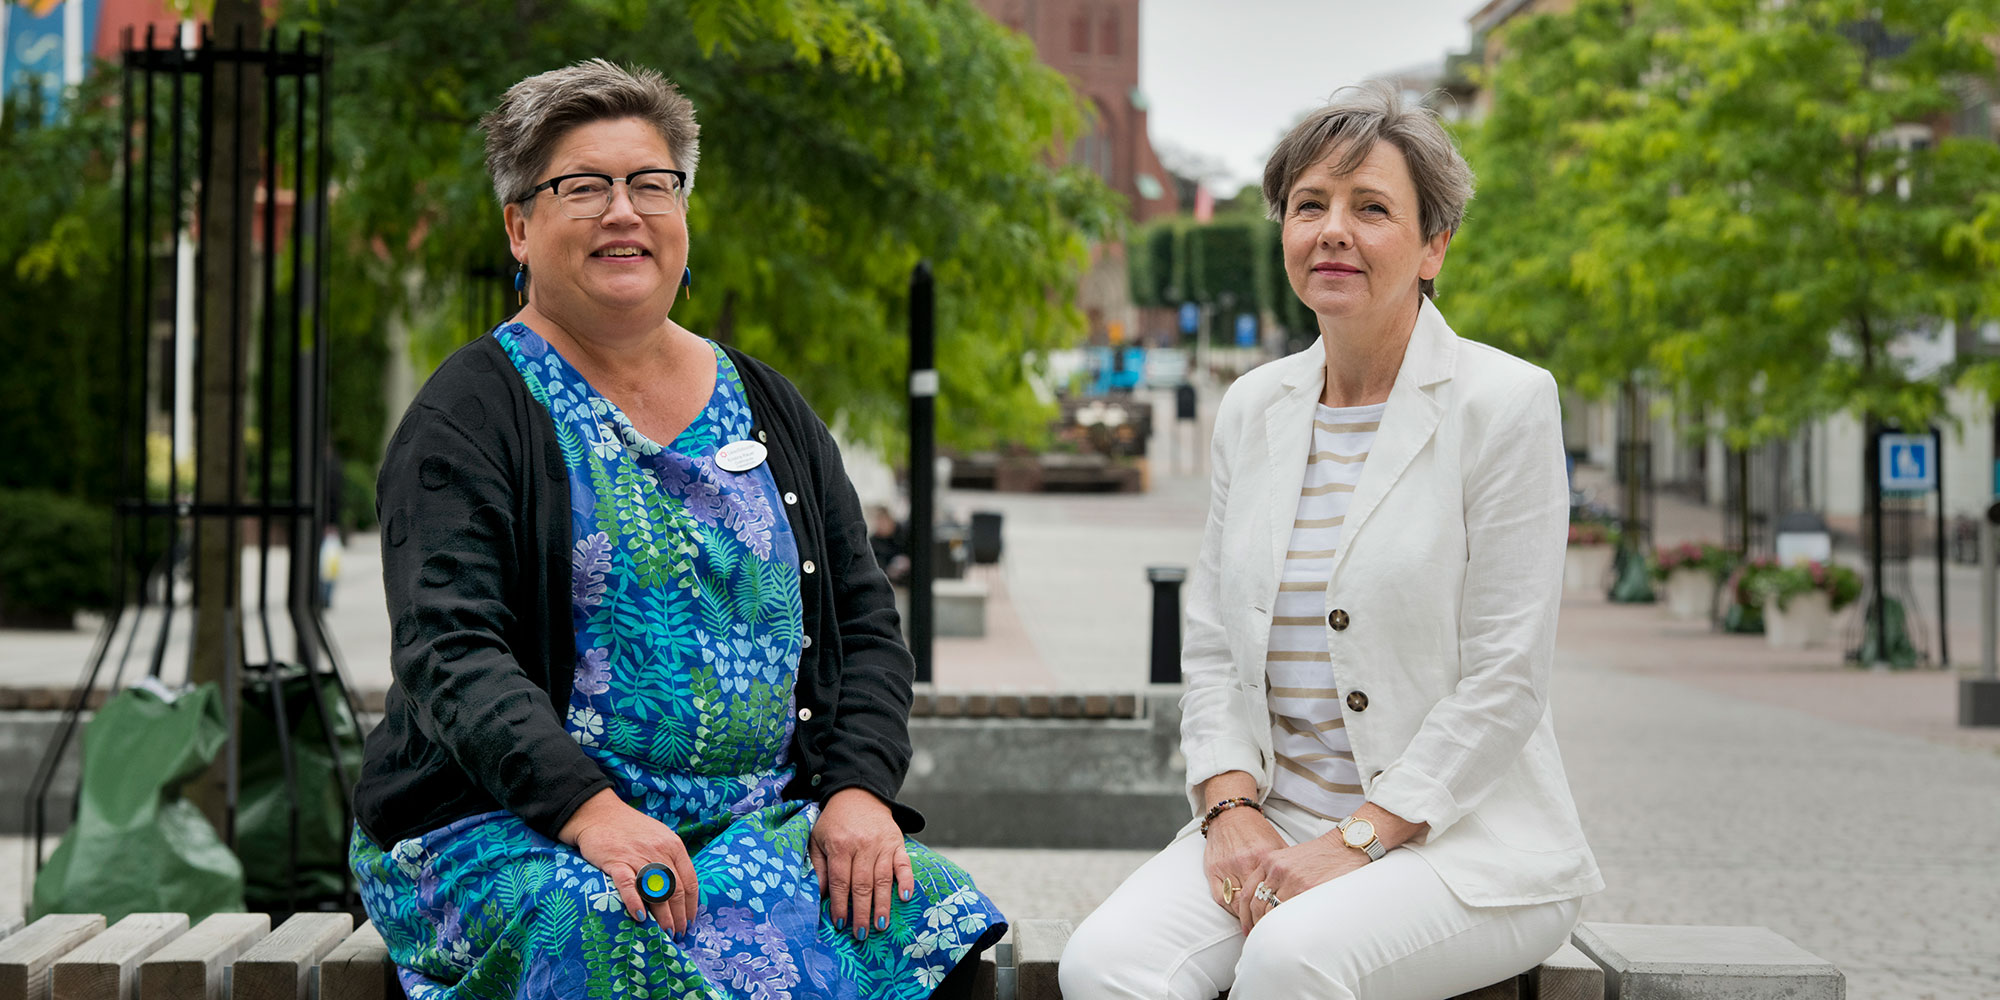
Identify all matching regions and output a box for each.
[1070,12,1090,53]
[1101,9,1120,55]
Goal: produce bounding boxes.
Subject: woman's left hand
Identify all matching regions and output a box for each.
[810,787,914,943]
[1245,834,1370,929]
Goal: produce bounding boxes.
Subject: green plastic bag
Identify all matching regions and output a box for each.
[236,663,364,909]
[1607,544,1657,604]
[31,682,246,923]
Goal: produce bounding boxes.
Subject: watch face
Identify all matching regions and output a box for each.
[1342,819,1375,847]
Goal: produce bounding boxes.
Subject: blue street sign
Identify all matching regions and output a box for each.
[1879,433,1936,492]
[1178,302,1199,334]
[1234,312,1257,347]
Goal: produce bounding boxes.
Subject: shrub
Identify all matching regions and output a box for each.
[1744,559,1863,612]
[0,489,115,627]
[1568,520,1618,546]
[1652,541,1735,582]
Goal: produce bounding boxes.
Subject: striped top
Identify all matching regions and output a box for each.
[1265,401,1384,822]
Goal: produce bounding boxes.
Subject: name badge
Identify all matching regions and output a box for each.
[716,439,768,473]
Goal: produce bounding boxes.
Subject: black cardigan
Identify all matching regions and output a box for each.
[352,333,921,848]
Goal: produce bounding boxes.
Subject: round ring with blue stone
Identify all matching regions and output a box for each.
[637,862,676,905]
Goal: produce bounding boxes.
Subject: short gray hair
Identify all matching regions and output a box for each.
[480,59,700,210]
[1262,80,1474,298]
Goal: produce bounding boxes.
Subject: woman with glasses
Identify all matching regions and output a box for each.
[348,59,1002,999]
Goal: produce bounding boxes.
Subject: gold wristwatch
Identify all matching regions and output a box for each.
[1337,816,1386,861]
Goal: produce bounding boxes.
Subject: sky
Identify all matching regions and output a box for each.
[1139,0,1491,196]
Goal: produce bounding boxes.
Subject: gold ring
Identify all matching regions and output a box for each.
[1220,874,1239,904]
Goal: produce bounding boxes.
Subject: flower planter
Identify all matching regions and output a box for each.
[1764,590,1833,649]
[1564,544,1614,594]
[1661,568,1714,621]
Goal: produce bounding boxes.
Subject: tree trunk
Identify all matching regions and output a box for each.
[188,0,264,838]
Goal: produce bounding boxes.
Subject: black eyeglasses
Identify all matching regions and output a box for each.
[517,168,688,218]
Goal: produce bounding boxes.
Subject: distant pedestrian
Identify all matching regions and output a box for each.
[348,59,1001,1000]
[1062,81,1601,1000]
[867,503,913,586]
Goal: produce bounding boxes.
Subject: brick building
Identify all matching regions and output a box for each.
[974,0,1180,344]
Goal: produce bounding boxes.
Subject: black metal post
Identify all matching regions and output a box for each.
[1147,567,1187,683]
[908,263,936,683]
[1935,425,1947,668]
[1866,419,1887,665]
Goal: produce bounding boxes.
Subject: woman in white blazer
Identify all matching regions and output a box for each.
[1060,82,1602,1000]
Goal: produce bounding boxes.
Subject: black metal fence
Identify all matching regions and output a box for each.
[26,27,357,915]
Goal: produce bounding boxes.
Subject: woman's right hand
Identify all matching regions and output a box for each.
[559,789,701,937]
[1203,803,1286,934]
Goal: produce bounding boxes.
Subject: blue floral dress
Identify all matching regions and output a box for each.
[351,323,1005,999]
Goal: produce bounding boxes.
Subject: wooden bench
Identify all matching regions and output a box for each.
[0,912,1843,1000]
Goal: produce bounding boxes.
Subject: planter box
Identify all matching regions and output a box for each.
[1765,590,1833,649]
[1662,568,1715,621]
[1564,544,1614,594]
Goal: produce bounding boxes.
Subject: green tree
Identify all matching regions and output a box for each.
[1456,0,2000,443]
[287,0,1119,452]
[0,75,128,504]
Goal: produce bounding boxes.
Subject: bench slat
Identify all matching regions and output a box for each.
[51,913,188,1000]
[319,922,405,1000]
[1013,919,1070,1000]
[1451,975,1524,999]
[1529,941,1605,1000]
[1,912,24,940]
[230,913,352,1000]
[0,914,108,1000]
[138,913,271,1000]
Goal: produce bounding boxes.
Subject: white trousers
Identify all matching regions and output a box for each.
[1060,801,1582,1000]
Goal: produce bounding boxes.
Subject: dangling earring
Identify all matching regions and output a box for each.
[681,265,693,301]
[514,263,528,306]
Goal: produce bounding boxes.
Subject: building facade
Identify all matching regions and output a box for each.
[974,0,1179,345]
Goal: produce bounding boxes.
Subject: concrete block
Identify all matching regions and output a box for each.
[934,579,988,638]
[1531,941,1606,1000]
[1013,920,1070,1000]
[904,694,1188,848]
[1572,922,1842,1000]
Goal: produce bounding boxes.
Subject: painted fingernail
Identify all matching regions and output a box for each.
[876,916,889,931]
[836,916,846,930]
[858,927,868,943]
[901,887,912,901]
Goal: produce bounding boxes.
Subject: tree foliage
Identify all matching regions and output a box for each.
[285,0,1120,453]
[1451,0,2000,445]
[0,75,128,503]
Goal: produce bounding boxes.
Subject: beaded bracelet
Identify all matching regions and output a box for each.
[1200,797,1262,837]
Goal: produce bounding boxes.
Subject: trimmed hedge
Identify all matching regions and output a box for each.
[0,489,114,627]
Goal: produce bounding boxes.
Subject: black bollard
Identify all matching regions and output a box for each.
[909,263,936,683]
[1147,566,1188,684]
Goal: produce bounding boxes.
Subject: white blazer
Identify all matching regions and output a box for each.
[1178,297,1603,908]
